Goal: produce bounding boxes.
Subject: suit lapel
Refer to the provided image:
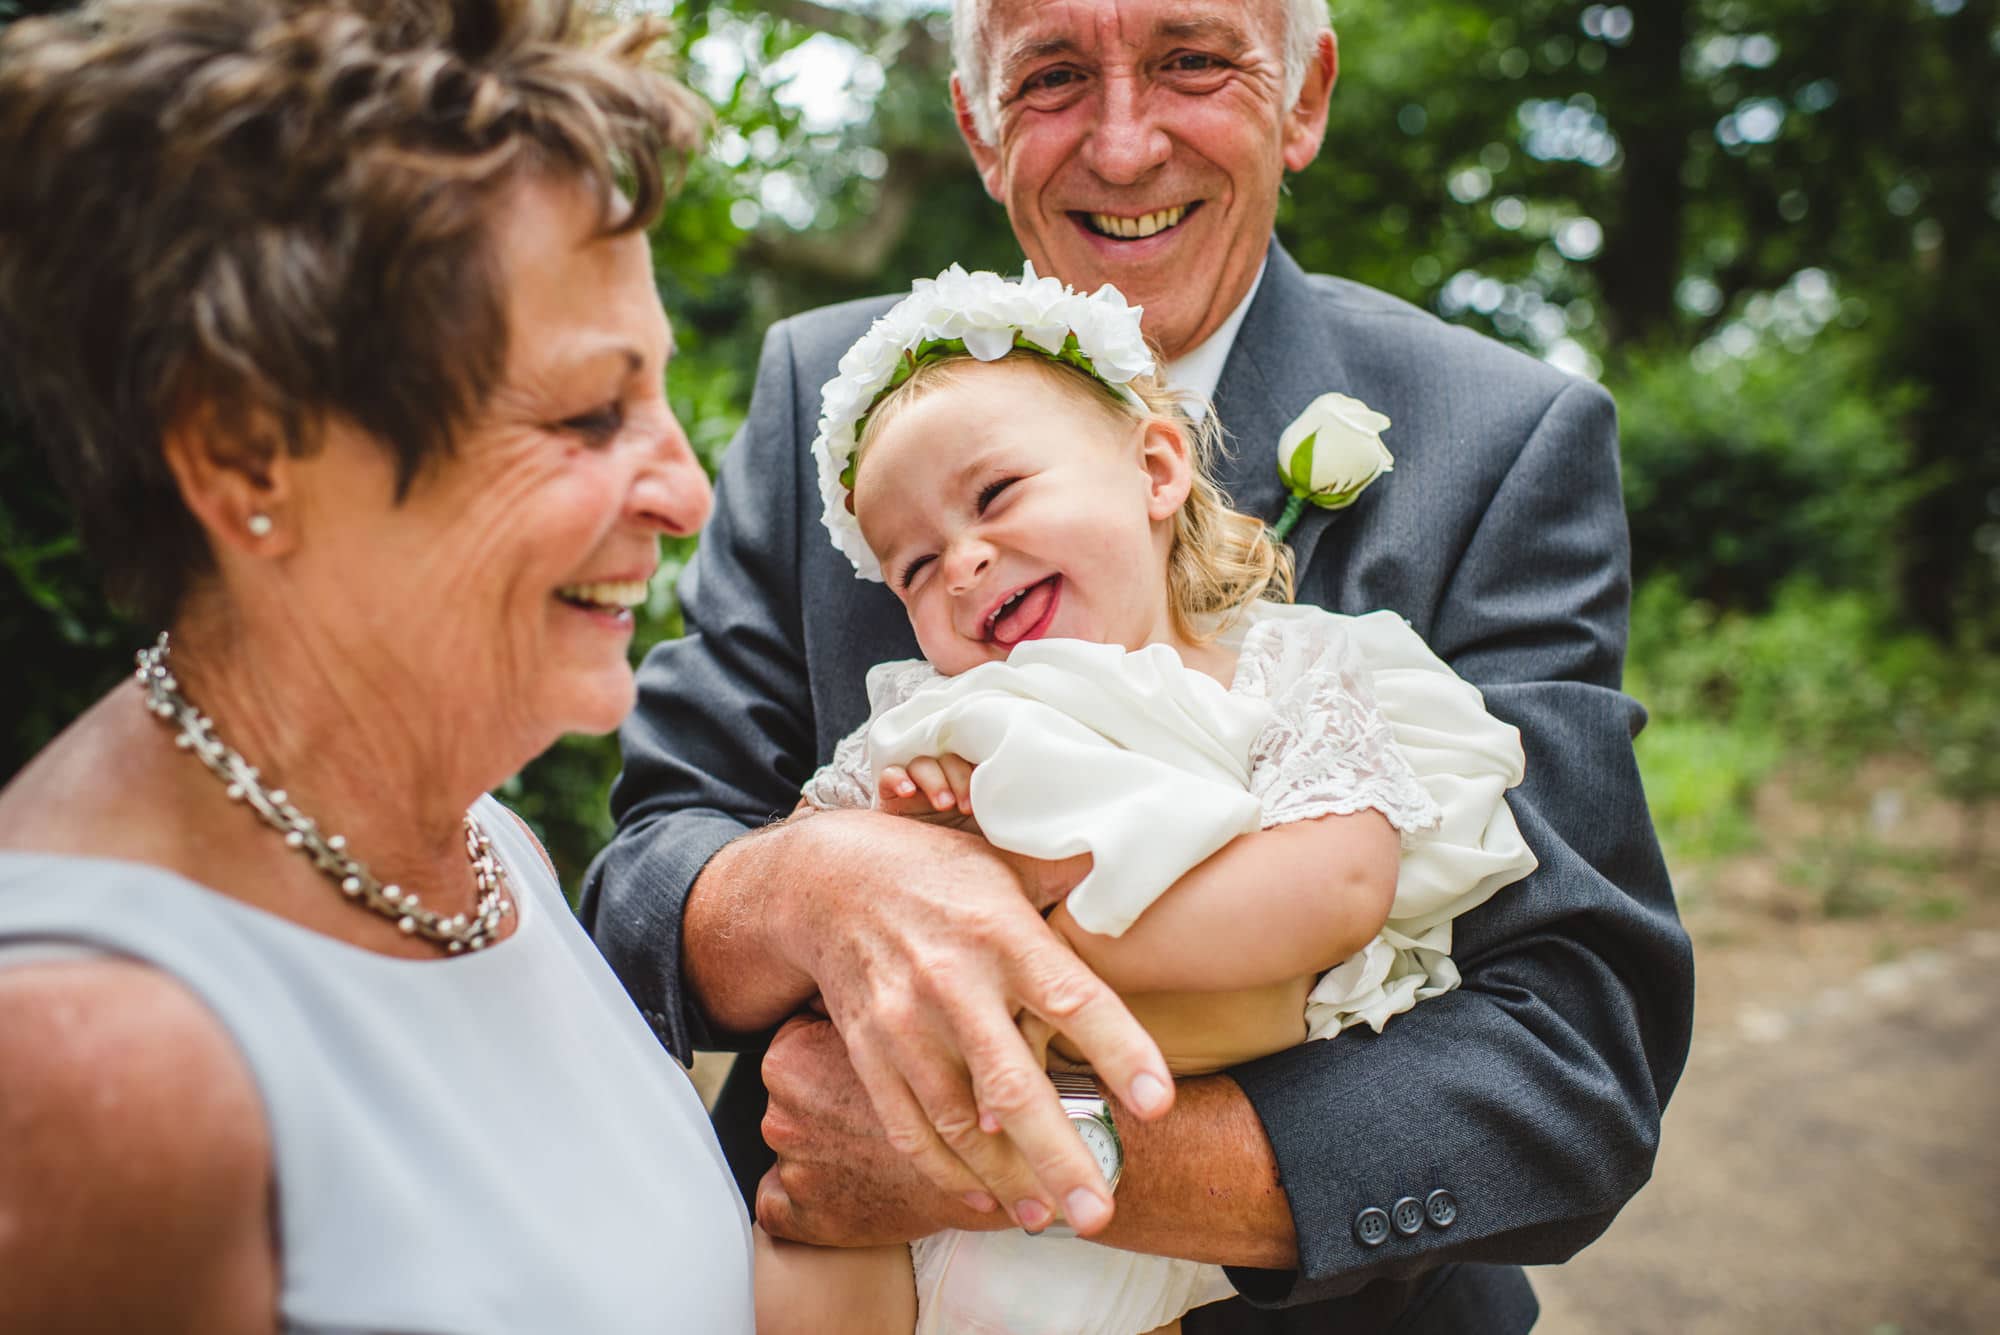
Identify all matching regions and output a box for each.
[1210,240,1359,583]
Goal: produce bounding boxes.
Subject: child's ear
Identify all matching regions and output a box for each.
[1139,417,1195,522]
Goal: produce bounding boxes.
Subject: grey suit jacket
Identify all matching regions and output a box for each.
[581,240,1693,1332]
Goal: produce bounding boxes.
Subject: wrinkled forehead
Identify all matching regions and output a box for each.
[982,0,1282,72]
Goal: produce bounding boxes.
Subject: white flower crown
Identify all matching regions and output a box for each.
[812,263,1155,581]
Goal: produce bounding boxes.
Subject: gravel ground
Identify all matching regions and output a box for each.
[1534,929,2000,1334]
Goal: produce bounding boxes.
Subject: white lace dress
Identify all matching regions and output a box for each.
[802,602,1538,1335]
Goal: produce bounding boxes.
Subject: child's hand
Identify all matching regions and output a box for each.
[877,753,977,822]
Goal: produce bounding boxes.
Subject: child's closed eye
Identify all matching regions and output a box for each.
[975,476,1017,513]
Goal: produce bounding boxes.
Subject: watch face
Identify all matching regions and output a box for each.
[1073,1114,1121,1188]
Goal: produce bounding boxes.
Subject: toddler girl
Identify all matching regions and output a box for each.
[758,266,1537,1335]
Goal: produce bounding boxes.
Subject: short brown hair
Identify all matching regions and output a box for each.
[856,353,1295,641]
[0,0,704,623]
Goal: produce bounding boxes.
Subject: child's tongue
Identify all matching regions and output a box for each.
[992,576,1058,647]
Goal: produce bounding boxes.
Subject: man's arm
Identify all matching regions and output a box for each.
[756,1013,1301,1264]
[701,808,1181,1234]
[1217,376,1692,1302]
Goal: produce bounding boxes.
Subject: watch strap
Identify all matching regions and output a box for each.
[1048,1070,1101,1100]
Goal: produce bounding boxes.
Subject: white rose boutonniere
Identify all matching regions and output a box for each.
[1271,392,1394,541]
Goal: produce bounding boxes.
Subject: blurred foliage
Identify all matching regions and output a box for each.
[1629,579,1998,878]
[1629,580,1921,799]
[1615,333,1923,607]
[4,0,1998,893]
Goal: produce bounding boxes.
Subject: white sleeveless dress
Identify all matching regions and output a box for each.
[0,794,754,1334]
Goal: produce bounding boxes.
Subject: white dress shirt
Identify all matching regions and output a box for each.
[1163,258,1268,417]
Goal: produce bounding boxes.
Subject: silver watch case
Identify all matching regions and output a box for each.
[1049,1069,1123,1195]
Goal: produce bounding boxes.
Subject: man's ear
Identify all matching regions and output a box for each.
[1282,29,1338,173]
[160,407,297,558]
[1140,418,1195,522]
[951,74,1006,202]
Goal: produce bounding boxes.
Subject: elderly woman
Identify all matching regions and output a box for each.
[0,0,751,1329]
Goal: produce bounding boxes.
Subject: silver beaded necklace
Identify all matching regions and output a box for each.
[136,633,514,953]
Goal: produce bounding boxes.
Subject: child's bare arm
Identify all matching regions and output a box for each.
[873,753,1400,994]
[1049,810,1400,995]
[753,1228,914,1335]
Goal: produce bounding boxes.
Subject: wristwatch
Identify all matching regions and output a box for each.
[1050,1070,1123,1195]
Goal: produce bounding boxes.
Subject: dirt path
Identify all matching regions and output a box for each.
[1534,929,2000,1333]
[1536,770,2000,1333]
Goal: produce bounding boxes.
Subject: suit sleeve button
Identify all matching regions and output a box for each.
[1425,1189,1459,1229]
[1391,1196,1425,1236]
[1353,1207,1391,1247]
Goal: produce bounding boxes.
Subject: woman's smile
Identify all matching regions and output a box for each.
[555,573,655,630]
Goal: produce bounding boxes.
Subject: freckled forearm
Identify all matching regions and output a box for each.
[681,818,824,1035]
[1092,1073,1297,1269]
[684,809,1044,1036]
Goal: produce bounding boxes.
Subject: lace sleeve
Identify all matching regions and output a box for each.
[798,658,943,811]
[1239,614,1443,841]
[799,721,873,811]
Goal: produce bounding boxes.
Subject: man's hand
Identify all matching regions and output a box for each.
[748,809,1172,1237]
[758,1015,1301,1267]
[756,1013,1007,1245]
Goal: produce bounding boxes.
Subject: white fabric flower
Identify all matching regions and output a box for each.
[1074,284,1154,384]
[814,264,1154,581]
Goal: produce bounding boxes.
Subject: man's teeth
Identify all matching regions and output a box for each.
[1088,204,1187,239]
[558,579,648,608]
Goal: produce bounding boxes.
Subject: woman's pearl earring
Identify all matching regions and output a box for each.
[247,512,274,538]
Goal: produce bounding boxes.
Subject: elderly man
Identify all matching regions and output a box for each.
[582,0,1692,1328]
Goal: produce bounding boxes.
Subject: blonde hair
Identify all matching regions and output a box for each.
[856,352,1294,642]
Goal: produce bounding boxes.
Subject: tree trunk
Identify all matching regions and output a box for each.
[1890,2,2000,637]
[1593,0,1691,347]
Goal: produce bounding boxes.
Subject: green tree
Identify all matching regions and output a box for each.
[1279,1,2000,628]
